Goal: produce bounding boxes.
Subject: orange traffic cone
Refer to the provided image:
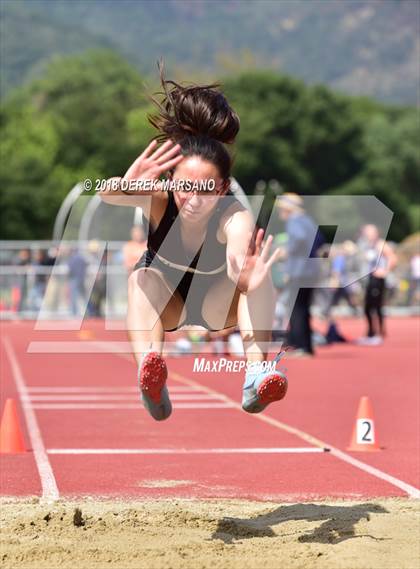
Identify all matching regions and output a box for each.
[11,286,20,312]
[0,399,26,453]
[78,330,95,340]
[347,396,380,452]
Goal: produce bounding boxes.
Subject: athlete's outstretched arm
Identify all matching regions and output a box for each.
[224,210,254,279]
[99,140,183,207]
[224,211,281,294]
[224,209,279,361]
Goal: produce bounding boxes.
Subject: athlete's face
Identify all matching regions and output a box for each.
[171,157,228,223]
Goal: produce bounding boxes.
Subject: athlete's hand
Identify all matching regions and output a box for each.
[228,228,281,294]
[123,139,184,188]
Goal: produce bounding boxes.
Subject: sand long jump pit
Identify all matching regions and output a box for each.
[1,498,419,569]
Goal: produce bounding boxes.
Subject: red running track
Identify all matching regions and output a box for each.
[1,318,419,501]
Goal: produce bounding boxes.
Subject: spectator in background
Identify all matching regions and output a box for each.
[322,241,358,344]
[407,253,420,307]
[271,232,288,337]
[357,224,397,345]
[89,247,112,318]
[28,249,51,310]
[43,246,66,313]
[277,193,323,357]
[86,240,104,317]
[123,225,147,274]
[325,241,358,316]
[67,248,87,316]
[16,248,31,312]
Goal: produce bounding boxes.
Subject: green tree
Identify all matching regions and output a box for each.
[0,50,147,238]
[224,72,365,195]
[0,53,417,242]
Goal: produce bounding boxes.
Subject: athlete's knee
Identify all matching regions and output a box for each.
[201,309,227,330]
[128,269,143,296]
[129,269,165,302]
[202,287,238,329]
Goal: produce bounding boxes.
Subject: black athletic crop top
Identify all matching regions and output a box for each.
[147,190,242,275]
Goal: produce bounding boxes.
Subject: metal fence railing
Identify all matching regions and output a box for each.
[0,241,418,320]
[0,241,129,319]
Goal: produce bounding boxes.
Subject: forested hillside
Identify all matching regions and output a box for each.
[1,51,418,240]
[1,0,418,104]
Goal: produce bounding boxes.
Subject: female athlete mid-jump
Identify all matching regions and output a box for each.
[100,67,287,420]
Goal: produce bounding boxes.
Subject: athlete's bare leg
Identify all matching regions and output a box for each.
[237,273,276,362]
[127,268,186,366]
[202,272,285,413]
[201,272,275,361]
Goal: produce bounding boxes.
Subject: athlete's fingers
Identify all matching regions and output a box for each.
[265,247,282,269]
[260,234,273,262]
[254,228,264,256]
[137,139,158,161]
[155,143,182,166]
[156,153,185,174]
[151,139,177,161]
[126,141,158,175]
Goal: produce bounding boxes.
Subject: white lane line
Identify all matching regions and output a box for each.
[329,448,420,499]
[3,337,59,503]
[168,370,420,499]
[26,386,200,393]
[26,403,235,410]
[47,447,326,455]
[23,394,222,401]
[27,341,275,354]
[27,341,133,353]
